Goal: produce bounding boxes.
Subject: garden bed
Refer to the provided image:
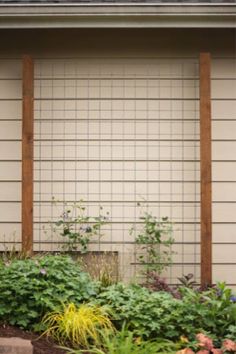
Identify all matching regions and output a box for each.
[0,325,66,354]
[0,254,235,354]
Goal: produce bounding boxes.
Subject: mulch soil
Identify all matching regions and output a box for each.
[0,325,67,354]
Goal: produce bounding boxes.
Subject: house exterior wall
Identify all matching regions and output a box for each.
[0,28,235,286]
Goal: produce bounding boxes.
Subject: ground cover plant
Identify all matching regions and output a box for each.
[0,254,98,329]
[95,282,236,342]
[63,325,177,354]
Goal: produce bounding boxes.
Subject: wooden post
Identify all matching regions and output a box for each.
[22,55,34,254]
[200,53,212,287]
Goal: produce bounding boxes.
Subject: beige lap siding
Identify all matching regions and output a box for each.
[0,59,22,248]
[0,57,235,287]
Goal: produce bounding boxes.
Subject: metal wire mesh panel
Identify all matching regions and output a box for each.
[34,58,200,283]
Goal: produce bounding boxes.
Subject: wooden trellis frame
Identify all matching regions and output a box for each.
[22,55,34,255]
[21,54,213,284]
[199,53,212,287]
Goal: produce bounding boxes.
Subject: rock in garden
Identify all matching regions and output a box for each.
[0,337,33,354]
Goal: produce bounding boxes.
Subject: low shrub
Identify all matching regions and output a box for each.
[95,283,182,339]
[95,283,236,341]
[0,255,98,329]
[178,284,236,341]
[43,303,113,349]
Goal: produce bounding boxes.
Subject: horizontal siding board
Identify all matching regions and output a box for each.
[0,80,21,99]
[34,181,200,202]
[213,121,236,139]
[35,59,199,79]
[212,80,236,99]
[35,221,200,243]
[0,203,20,222]
[213,265,236,284]
[34,99,236,121]
[0,142,21,159]
[213,224,236,243]
[0,222,21,233]
[34,160,200,182]
[0,182,21,201]
[211,59,236,79]
[34,202,200,223]
[213,244,236,263]
[2,1,235,3]
[33,120,236,140]
[213,183,236,201]
[35,120,199,140]
[213,203,236,223]
[0,121,21,139]
[0,101,21,120]
[212,100,236,120]
[0,60,21,79]
[0,161,21,180]
[0,224,21,242]
[35,100,199,120]
[34,141,200,160]
[31,224,236,244]
[213,162,236,181]
[35,79,198,100]
[29,180,236,202]
[213,142,236,160]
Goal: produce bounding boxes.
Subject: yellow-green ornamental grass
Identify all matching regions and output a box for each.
[42,303,114,349]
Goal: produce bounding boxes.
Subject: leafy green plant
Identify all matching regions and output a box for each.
[43,303,114,349]
[95,283,181,339]
[0,255,98,329]
[63,325,177,354]
[226,324,236,340]
[95,282,236,341]
[53,200,108,253]
[178,283,236,340]
[131,212,174,274]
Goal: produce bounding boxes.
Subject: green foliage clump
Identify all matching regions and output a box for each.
[0,255,98,329]
[95,283,236,341]
[63,325,177,354]
[178,284,236,342]
[96,283,180,339]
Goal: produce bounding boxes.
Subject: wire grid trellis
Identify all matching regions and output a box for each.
[34,58,200,283]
